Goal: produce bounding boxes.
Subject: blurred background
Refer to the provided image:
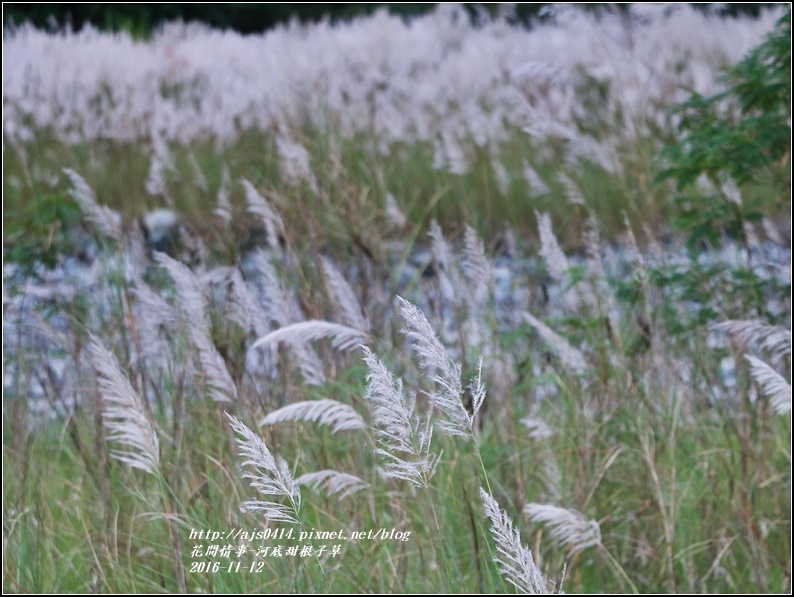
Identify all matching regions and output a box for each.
[4,3,776,36]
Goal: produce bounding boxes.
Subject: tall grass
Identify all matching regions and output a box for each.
[3,5,790,594]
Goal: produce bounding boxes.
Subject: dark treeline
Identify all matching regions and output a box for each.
[3,3,777,37]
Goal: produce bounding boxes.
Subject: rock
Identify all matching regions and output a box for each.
[140,209,182,256]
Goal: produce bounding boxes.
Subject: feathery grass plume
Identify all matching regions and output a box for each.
[428,219,454,273]
[88,334,160,475]
[226,413,302,524]
[523,161,551,196]
[535,211,569,284]
[276,134,317,189]
[720,177,743,206]
[521,416,555,441]
[583,216,619,331]
[398,297,481,438]
[226,269,280,383]
[63,168,123,243]
[290,343,327,387]
[714,320,792,360]
[321,256,370,332]
[242,178,284,252]
[133,281,180,329]
[260,399,366,433]
[132,280,180,373]
[428,219,459,302]
[491,158,511,196]
[251,320,366,352]
[523,312,587,374]
[763,217,785,245]
[480,488,550,594]
[154,252,236,402]
[145,136,175,199]
[385,192,408,228]
[295,470,370,500]
[461,226,493,304]
[250,250,325,384]
[252,249,294,325]
[188,151,209,192]
[153,251,209,330]
[214,163,232,224]
[524,504,602,553]
[191,325,237,403]
[558,172,585,206]
[622,211,648,287]
[433,130,469,175]
[361,345,441,488]
[745,355,792,415]
[227,269,269,336]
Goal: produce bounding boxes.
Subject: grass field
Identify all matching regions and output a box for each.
[3,5,791,593]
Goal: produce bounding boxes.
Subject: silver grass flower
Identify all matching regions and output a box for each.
[714,320,791,360]
[398,297,481,438]
[251,320,366,352]
[720,177,743,206]
[480,488,550,594]
[524,312,587,374]
[523,162,551,196]
[461,226,493,304]
[88,335,160,475]
[745,355,791,415]
[428,219,454,273]
[428,220,459,303]
[320,257,371,332]
[524,503,602,553]
[226,413,302,524]
[242,178,284,252]
[536,212,569,284]
[153,252,209,330]
[362,346,441,488]
[154,252,236,402]
[276,135,317,189]
[295,470,370,500]
[214,164,232,224]
[251,250,326,386]
[251,249,292,325]
[190,325,237,403]
[260,399,366,433]
[622,212,649,287]
[63,169,123,243]
[491,158,511,196]
[290,343,327,387]
[557,172,585,206]
[763,217,785,245]
[385,192,408,228]
[133,281,179,329]
[188,151,209,193]
[227,270,269,337]
[521,416,555,441]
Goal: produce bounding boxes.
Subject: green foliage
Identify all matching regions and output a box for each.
[659,9,790,190]
[640,9,792,336]
[3,192,82,270]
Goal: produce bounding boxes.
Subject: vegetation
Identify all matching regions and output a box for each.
[3,5,790,594]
